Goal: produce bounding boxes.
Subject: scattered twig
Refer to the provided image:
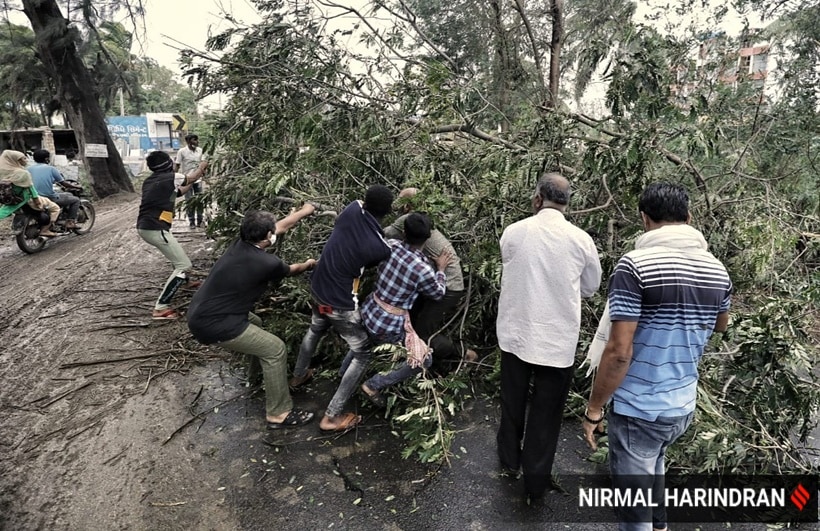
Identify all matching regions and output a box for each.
[31,382,93,408]
[66,421,101,441]
[59,349,187,369]
[148,501,187,507]
[162,415,206,446]
[102,443,132,465]
[141,368,153,395]
[189,385,204,413]
[88,323,151,331]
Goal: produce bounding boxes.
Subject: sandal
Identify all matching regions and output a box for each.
[361,383,386,408]
[288,368,314,390]
[182,280,202,290]
[319,412,362,433]
[152,308,180,320]
[267,408,314,430]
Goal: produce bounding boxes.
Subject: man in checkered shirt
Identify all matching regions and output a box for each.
[357,213,453,406]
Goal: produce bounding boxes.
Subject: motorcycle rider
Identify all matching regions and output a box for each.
[0,149,61,237]
[29,149,82,231]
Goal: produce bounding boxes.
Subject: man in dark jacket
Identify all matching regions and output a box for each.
[136,150,200,320]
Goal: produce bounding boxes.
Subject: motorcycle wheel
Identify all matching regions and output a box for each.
[15,216,47,254]
[72,200,96,235]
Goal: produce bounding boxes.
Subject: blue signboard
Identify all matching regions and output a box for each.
[106,116,179,151]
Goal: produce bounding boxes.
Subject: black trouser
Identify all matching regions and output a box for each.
[184,182,204,225]
[496,351,574,498]
[408,289,464,374]
[53,192,80,220]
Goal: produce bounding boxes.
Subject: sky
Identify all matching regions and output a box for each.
[130,0,262,74]
[129,0,375,111]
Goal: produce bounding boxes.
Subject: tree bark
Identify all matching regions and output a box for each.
[490,0,511,132]
[22,0,133,197]
[548,0,564,109]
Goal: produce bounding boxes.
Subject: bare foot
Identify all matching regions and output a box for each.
[464,349,478,363]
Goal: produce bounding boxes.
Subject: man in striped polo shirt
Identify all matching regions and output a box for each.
[583,182,732,531]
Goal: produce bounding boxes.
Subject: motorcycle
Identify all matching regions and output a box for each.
[10,180,96,254]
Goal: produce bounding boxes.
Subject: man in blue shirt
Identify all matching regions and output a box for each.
[29,149,82,230]
[583,182,732,531]
[290,184,394,432]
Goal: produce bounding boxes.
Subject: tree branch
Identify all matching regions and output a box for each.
[511,0,545,92]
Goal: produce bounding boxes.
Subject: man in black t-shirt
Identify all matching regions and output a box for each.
[136,151,201,320]
[188,210,317,429]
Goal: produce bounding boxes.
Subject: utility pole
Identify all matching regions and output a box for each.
[119,87,125,116]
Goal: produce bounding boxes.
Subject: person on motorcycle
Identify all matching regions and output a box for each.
[29,149,82,231]
[137,150,202,320]
[0,149,61,237]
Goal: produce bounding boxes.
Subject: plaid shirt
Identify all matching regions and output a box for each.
[361,239,446,343]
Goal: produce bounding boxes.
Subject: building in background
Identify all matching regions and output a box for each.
[671,28,776,105]
[106,112,188,158]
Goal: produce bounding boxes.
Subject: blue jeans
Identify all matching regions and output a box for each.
[608,411,694,531]
[360,352,432,392]
[293,305,371,417]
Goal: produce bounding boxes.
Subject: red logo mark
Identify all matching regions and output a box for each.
[790,483,810,511]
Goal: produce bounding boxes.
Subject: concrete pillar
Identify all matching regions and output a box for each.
[41,127,56,156]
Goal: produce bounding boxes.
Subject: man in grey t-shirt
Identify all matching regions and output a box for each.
[174,134,207,228]
[383,188,477,373]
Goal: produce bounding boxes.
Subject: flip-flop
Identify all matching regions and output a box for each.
[267,408,315,430]
[361,384,386,408]
[319,412,362,433]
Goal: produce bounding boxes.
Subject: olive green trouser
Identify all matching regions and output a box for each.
[216,313,292,417]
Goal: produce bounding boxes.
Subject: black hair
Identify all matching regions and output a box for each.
[146,150,173,172]
[536,172,570,205]
[32,149,50,163]
[65,149,76,160]
[639,182,689,223]
[240,210,278,242]
[363,184,394,219]
[403,212,432,245]
[185,134,199,142]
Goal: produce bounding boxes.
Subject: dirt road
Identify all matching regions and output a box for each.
[0,194,774,531]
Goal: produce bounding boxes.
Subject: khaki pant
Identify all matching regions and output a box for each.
[30,196,60,223]
[137,228,192,310]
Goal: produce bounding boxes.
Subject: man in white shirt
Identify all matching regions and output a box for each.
[174,134,207,228]
[496,172,602,502]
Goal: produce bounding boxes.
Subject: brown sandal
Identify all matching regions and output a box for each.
[319,412,362,433]
[288,368,315,390]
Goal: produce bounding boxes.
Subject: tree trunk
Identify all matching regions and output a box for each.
[548,0,564,109]
[22,0,133,197]
[490,0,511,133]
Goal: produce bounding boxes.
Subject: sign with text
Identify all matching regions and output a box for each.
[84,144,108,158]
[565,474,818,524]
